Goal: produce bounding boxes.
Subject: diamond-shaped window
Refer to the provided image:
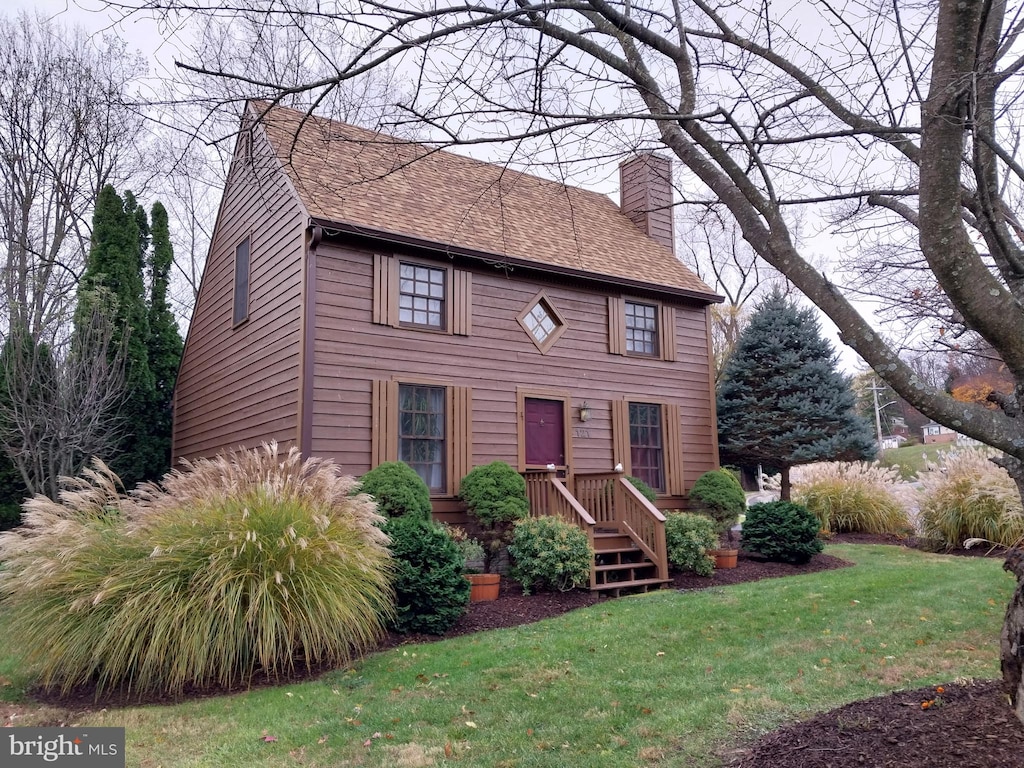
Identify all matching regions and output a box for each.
[516,291,568,353]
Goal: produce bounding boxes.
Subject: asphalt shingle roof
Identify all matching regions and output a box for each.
[255,102,717,299]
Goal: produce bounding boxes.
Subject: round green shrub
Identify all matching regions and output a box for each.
[0,445,394,696]
[664,512,717,576]
[360,461,432,520]
[508,516,592,594]
[741,500,823,565]
[460,462,530,572]
[689,469,746,540]
[459,462,529,527]
[385,515,470,634]
[625,475,657,503]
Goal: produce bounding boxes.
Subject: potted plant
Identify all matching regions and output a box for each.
[445,525,494,602]
[459,461,531,597]
[689,468,746,568]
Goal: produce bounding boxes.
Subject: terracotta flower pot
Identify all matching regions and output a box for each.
[466,573,501,602]
[710,548,738,569]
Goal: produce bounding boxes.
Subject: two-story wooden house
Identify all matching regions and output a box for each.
[172,102,723,591]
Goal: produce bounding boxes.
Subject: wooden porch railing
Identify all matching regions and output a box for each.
[523,470,597,587]
[612,477,669,582]
[525,470,669,589]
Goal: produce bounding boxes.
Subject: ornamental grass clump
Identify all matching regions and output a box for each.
[791,461,912,535]
[917,448,1024,549]
[0,443,393,697]
[508,516,592,594]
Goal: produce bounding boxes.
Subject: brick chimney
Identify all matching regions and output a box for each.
[619,152,675,252]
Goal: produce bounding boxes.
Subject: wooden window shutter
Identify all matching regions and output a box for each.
[449,386,473,494]
[664,403,685,496]
[608,296,626,354]
[611,399,632,475]
[452,270,472,336]
[661,305,677,362]
[372,254,399,327]
[371,379,399,466]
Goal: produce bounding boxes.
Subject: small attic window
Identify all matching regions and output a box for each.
[516,291,568,353]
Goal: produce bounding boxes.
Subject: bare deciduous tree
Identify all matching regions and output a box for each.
[0,307,126,500]
[0,11,146,343]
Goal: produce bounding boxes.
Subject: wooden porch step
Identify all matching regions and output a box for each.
[591,576,670,596]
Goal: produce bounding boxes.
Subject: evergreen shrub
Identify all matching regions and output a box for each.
[742,500,824,564]
[460,461,530,572]
[689,468,746,542]
[385,515,470,634]
[360,461,432,519]
[625,475,657,503]
[508,516,592,594]
[664,512,717,576]
[0,443,393,696]
[0,503,20,531]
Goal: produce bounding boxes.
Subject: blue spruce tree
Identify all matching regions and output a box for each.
[717,290,876,500]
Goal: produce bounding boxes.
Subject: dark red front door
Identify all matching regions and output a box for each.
[525,398,565,467]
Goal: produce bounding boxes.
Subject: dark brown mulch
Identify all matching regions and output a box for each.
[729,679,1022,768]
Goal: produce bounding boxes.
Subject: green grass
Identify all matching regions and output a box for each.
[878,443,956,480]
[2,545,1013,767]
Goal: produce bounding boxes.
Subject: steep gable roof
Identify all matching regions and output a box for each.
[252,102,717,299]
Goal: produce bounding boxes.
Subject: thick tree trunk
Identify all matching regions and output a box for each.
[1002,550,1024,723]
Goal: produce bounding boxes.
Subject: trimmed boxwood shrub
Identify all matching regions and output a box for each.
[385,515,470,634]
[741,500,823,564]
[689,468,746,543]
[359,461,431,520]
[664,512,717,576]
[508,516,592,594]
[460,461,530,572]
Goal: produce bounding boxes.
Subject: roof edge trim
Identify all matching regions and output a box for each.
[311,217,724,305]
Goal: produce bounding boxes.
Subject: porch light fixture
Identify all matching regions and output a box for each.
[579,401,591,422]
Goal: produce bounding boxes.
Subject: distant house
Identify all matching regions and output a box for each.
[172,102,723,592]
[922,422,957,444]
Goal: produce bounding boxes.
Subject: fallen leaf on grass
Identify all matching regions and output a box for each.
[260,736,278,743]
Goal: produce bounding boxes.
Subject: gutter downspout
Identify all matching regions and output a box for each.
[299,224,322,457]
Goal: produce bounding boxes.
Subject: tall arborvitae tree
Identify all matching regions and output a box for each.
[146,202,184,476]
[78,184,155,488]
[717,291,876,501]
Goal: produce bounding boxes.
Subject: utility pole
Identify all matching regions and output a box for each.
[868,380,896,449]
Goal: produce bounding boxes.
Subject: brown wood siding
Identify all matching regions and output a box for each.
[618,154,674,250]
[173,127,305,461]
[309,244,717,500]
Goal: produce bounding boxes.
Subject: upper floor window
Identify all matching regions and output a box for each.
[233,236,250,326]
[625,301,658,356]
[399,262,446,329]
[516,291,569,353]
[373,254,472,336]
[608,296,676,361]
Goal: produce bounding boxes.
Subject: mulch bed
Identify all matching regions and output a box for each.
[13,535,1024,768]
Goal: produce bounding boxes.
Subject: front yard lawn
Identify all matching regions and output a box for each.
[1,544,1013,767]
